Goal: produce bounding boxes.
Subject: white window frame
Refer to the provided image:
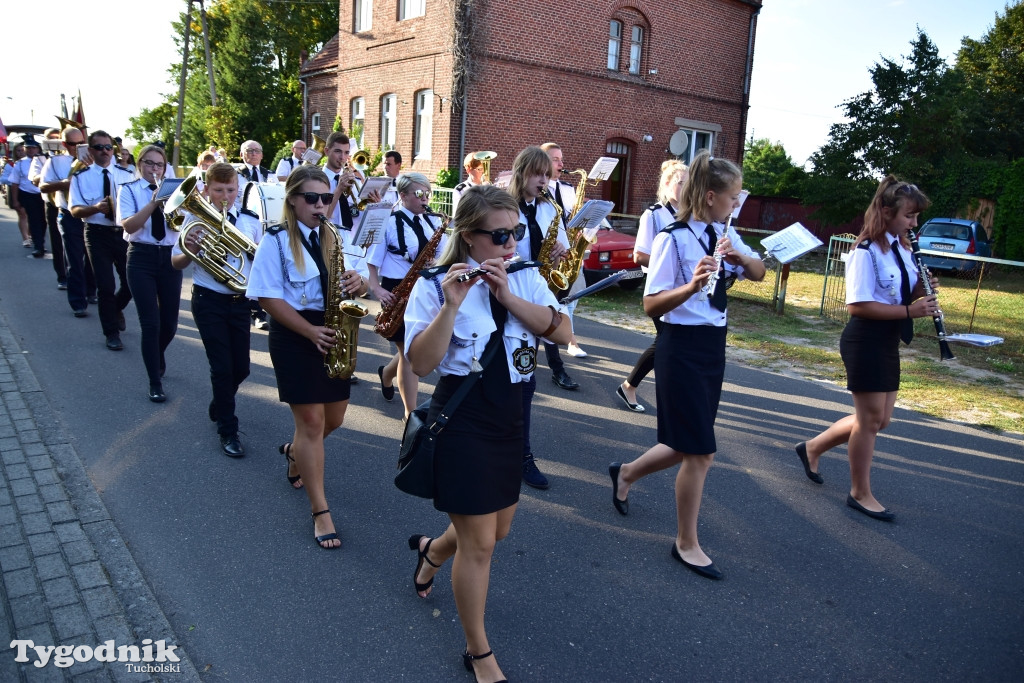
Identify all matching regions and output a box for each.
[350,98,365,150]
[399,0,425,21]
[354,0,372,32]
[629,25,643,74]
[608,20,622,70]
[674,128,715,164]
[311,113,321,134]
[414,89,433,160]
[380,94,396,150]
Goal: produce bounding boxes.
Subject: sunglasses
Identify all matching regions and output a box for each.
[472,224,526,245]
[301,192,333,205]
[413,189,432,199]
[90,144,114,151]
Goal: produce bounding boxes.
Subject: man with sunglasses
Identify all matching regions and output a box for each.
[69,130,135,351]
[7,135,47,257]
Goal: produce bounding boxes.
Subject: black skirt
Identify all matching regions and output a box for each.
[841,316,901,393]
[428,362,523,516]
[268,310,352,404]
[654,324,728,455]
[381,276,406,344]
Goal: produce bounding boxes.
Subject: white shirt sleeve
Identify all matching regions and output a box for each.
[845,246,878,305]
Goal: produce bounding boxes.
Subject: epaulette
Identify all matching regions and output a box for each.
[420,264,454,279]
[857,241,870,250]
[266,223,286,235]
[239,208,259,218]
[659,220,688,234]
[648,203,663,212]
[114,165,130,172]
[71,164,89,177]
[454,182,468,192]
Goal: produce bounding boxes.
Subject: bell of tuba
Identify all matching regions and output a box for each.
[473,151,497,184]
[319,215,369,379]
[170,176,258,294]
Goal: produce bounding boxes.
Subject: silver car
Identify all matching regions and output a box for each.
[917,218,993,275]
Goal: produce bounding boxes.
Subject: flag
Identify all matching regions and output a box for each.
[61,94,68,119]
[73,89,86,127]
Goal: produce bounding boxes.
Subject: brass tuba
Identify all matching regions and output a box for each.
[473,151,497,184]
[319,215,370,379]
[168,176,258,294]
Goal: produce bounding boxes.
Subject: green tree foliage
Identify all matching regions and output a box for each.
[126,101,176,148]
[742,138,807,197]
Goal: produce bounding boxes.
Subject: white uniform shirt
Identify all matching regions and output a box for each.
[366,206,445,280]
[451,178,484,216]
[28,156,53,203]
[116,178,180,246]
[515,196,569,262]
[645,217,761,327]
[235,165,273,211]
[324,166,356,227]
[381,177,400,207]
[635,203,677,273]
[405,262,559,382]
[69,162,134,226]
[845,234,919,306]
[275,156,303,179]
[173,210,263,294]
[246,222,325,311]
[40,156,74,209]
[8,157,41,194]
[547,178,577,217]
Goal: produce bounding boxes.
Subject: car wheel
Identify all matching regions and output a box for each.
[619,277,643,291]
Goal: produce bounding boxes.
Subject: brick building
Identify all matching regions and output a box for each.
[300,0,762,214]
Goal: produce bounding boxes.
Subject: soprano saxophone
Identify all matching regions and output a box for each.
[319,215,369,379]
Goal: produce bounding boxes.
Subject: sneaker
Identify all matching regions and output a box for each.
[22,239,32,248]
[87,295,99,305]
[57,281,68,290]
[566,343,588,358]
[254,318,270,330]
[522,454,550,490]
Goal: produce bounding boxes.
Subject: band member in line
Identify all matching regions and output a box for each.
[450,152,487,217]
[380,150,402,206]
[368,172,444,417]
[246,165,369,549]
[39,125,97,317]
[405,185,571,683]
[609,151,765,580]
[322,131,380,278]
[172,163,263,457]
[118,144,182,403]
[794,178,936,522]
[30,128,68,287]
[509,146,569,489]
[7,143,33,247]
[616,160,688,413]
[8,135,47,257]
[69,130,135,351]
[236,140,273,329]
[276,140,307,181]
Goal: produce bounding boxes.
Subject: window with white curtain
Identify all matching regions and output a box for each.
[380,94,396,150]
[414,90,433,160]
[399,0,425,20]
[608,20,622,70]
[350,98,365,150]
[629,26,643,74]
[354,0,372,32]
[311,113,321,133]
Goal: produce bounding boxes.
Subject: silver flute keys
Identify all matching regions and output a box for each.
[698,215,731,301]
[455,255,522,283]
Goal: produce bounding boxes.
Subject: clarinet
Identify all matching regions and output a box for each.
[908,232,955,361]
[698,215,730,301]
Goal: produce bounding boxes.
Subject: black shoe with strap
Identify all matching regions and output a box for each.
[279,443,302,488]
[462,650,507,683]
[408,535,441,597]
[312,509,340,549]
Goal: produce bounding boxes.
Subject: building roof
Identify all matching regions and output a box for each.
[300,33,339,76]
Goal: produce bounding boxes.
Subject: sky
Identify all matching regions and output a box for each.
[0,0,1015,166]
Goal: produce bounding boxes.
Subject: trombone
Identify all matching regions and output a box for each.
[346,149,372,213]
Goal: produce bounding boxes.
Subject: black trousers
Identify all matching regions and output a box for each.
[520,375,536,458]
[59,210,96,311]
[18,190,46,252]
[84,224,131,337]
[192,286,251,435]
[127,244,182,386]
[45,202,66,282]
[626,317,665,388]
[541,341,564,374]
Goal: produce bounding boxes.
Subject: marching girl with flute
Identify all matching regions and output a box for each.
[794,177,936,521]
[404,185,571,683]
[608,151,764,580]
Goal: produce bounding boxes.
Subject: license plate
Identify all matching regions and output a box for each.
[931,242,955,251]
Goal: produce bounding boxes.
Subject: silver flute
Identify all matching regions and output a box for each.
[456,255,522,283]
[698,215,731,301]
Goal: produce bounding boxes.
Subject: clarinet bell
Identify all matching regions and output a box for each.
[939,339,956,361]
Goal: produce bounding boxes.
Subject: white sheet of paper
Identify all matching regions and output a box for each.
[353,203,391,248]
[567,200,615,231]
[589,157,620,181]
[760,222,823,264]
[359,176,393,201]
[730,190,750,219]
[301,149,323,165]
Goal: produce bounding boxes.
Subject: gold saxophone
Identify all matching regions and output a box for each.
[551,169,600,289]
[319,215,370,379]
[536,190,569,291]
[373,209,448,339]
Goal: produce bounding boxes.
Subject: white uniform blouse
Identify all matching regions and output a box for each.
[366,207,445,280]
[405,262,559,382]
[845,234,919,306]
[8,157,41,194]
[645,217,761,327]
[117,178,179,246]
[450,178,484,217]
[246,222,325,311]
[635,203,677,272]
[172,210,263,294]
[515,197,569,262]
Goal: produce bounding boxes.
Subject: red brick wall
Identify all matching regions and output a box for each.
[306,71,339,143]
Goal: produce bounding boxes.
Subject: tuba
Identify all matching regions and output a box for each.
[536,190,569,292]
[374,209,448,339]
[304,135,326,165]
[319,215,370,379]
[473,151,497,184]
[168,176,258,294]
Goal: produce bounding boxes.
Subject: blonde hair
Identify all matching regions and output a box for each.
[396,172,431,194]
[856,175,931,252]
[657,160,688,206]
[678,151,742,223]
[282,165,336,272]
[436,186,520,267]
[508,146,552,200]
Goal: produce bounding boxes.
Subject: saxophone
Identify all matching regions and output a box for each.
[319,215,370,379]
[373,209,449,339]
[536,190,569,292]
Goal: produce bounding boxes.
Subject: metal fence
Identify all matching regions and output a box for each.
[429,187,454,217]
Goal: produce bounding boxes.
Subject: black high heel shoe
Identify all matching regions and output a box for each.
[462,650,507,683]
[312,509,340,549]
[408,535,441,597]
[279,443,302,489]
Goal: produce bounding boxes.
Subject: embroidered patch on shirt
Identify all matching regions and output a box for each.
[512,346,536,375]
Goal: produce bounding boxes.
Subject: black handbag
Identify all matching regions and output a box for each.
[394,340,502,498]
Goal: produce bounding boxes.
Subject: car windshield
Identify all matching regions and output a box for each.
[922,223,971,241]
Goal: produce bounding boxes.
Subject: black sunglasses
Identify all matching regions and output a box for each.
[472,224,526,245]
[301,192,333,205]
[89,144,114,151]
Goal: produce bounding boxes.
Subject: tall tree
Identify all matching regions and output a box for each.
[742,138,807,197]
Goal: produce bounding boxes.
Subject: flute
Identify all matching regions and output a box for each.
[456,255,522,283]
[909,232,955,361]
[698,215,730,301]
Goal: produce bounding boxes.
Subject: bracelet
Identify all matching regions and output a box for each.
[906,305,910,319]
[540,306,561,338]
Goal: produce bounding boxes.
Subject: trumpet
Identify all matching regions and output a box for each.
[456,255,522,283]
[345,149,372,213]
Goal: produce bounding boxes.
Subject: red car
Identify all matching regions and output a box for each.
[581,221,644,290]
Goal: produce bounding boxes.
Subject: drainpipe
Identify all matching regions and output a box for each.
[739,5,760,161]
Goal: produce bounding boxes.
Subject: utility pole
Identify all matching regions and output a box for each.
[199,0,217,106]
[173,0,195,170]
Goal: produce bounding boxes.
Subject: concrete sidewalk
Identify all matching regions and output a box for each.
[0,312,199,681]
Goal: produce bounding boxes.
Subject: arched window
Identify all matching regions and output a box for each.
[607,20,622,70]
[311,113,321,134]
[629,25,643,74]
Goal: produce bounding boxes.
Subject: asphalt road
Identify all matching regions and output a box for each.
[1,206,1022,681]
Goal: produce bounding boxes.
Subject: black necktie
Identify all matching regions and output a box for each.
[251,166,260,181]
[335,174,352,228]
[148,183,166,240]
[411,215,428,253]
[552,183,562,209]
[520,200,542,260]
[306,229,329,303]
[893,239,914,343]
[227,213,237,225]
[703,225,727,312]
[102,169,112,220]
[483,292,509,402]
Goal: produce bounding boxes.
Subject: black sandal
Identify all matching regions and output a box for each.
[462,650,506,683]
[408,535,441,597]
[312,509,340,549]
[279,443,302,488]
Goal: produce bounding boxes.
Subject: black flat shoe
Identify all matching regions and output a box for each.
[377,365,395,401]
[846,494,895,521]
[279,443,303,489]
[105,335,123,351]
[615,385,645,413]
[312,509,340,549]
[608,463,628,515]
[118,312,126,332]
[552,368,579,390]
[148,386,166,403]
[795,442,823,484]
[220,434,244,458]
[462,650,507,683]
[408,535,441,597]
[670,543,722,580]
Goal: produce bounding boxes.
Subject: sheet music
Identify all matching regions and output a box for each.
[353,202,391,248]
[567,200,615,231]
[359,176,393,200]
[945,333,1004,347]
[760,222,823,264]
[730,190,750,219]
[493,170,513,189]
[588,157,619,181]
[301,149,323,165]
